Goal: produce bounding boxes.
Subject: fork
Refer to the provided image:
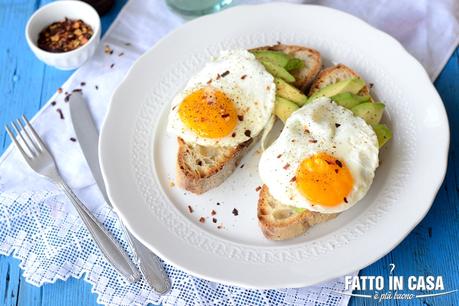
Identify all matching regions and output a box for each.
[5,115,140,283]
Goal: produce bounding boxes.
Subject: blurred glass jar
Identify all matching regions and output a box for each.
[166,0,233,16]
[80,0,115,15]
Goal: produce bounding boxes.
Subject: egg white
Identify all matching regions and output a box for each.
[259,97,379,214]
[167,49,275,147]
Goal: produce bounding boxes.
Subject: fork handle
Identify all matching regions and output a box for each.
[57,181,140,283]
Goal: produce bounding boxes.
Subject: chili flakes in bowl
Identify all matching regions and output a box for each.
[37,18,93,53]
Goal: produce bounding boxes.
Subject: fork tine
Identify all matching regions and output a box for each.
[12,120,36,157]
[5,124,31,159]
[22,115,45,151]
[17,118,42,154]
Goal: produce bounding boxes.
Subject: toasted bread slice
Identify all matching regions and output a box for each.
[176,137,254,194]
[252,44,322,92]
[257,185,338,240]
[309,64,370,96]
[176,44,320,194]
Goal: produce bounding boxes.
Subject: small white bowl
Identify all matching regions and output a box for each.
[26,1,101,70]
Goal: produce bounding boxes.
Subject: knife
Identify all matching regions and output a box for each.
[69,93,171,294]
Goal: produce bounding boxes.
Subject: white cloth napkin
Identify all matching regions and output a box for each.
[0,1,457,306]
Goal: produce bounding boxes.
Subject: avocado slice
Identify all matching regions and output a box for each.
[261,60,296,83]
[275,78,308,106]
[372,123,392,148]
[274,96,299,123]
[332,92,371,109]
[285,58,304,71]
[251,50,291,67]
[351,102,385,125]
[308,78,366,102]
[293,207,305,213]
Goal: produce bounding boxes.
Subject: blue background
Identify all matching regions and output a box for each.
[0,1,457,305]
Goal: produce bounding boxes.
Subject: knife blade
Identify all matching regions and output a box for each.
[69,93,171,294]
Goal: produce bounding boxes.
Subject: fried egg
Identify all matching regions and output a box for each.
[167,49,276,147]
[259,97,379,213]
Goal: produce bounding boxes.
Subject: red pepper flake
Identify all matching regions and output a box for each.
[244,130,251,137]
[199,217,205,223]
[304,128,310,133]
[104,45,113,54]
[255,186,262,192]
[240,164,245,169]
[221,70,230,77]
[290,176,296,182]
[119,52,124,57]
[56,108,64,119]
[276,154,282,159]
[211,210,216,216]
[70,137,76,142]
[335,160,343,168]
[241,74,247,80]
[216,73,221,80]
[57,88,63,94]
[237,115,244,121]
[335,169,339,174]
[221,113,230,118]
[343,197,348,203]
[72,88,82,93]
[51,101,56,106]
[283,163,290,170]
[80,82,86,86]
[188,205,193,213]
[212,218,217,224]
[309,139,317,143]
[206,79,212,85]
[38,18,94,53]
[231,132,236,138]
[232,208,239,216]
[110,63,115,69]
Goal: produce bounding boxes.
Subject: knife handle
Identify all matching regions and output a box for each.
[127,231,171,293]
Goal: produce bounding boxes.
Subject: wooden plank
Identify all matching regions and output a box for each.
[0,0,457,304]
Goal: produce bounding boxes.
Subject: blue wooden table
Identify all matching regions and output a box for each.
[0,1,457,305]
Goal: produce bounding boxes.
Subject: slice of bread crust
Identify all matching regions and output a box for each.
[309,64,370,96]
[176,137,255,194]
[258,185,338,240]
[176,44,320,194]
[252,44,322,92]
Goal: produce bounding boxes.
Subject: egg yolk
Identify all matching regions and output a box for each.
[178,87,237,139]
[296,152,354,206]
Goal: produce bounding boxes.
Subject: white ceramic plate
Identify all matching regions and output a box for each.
[100,3,449,288]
